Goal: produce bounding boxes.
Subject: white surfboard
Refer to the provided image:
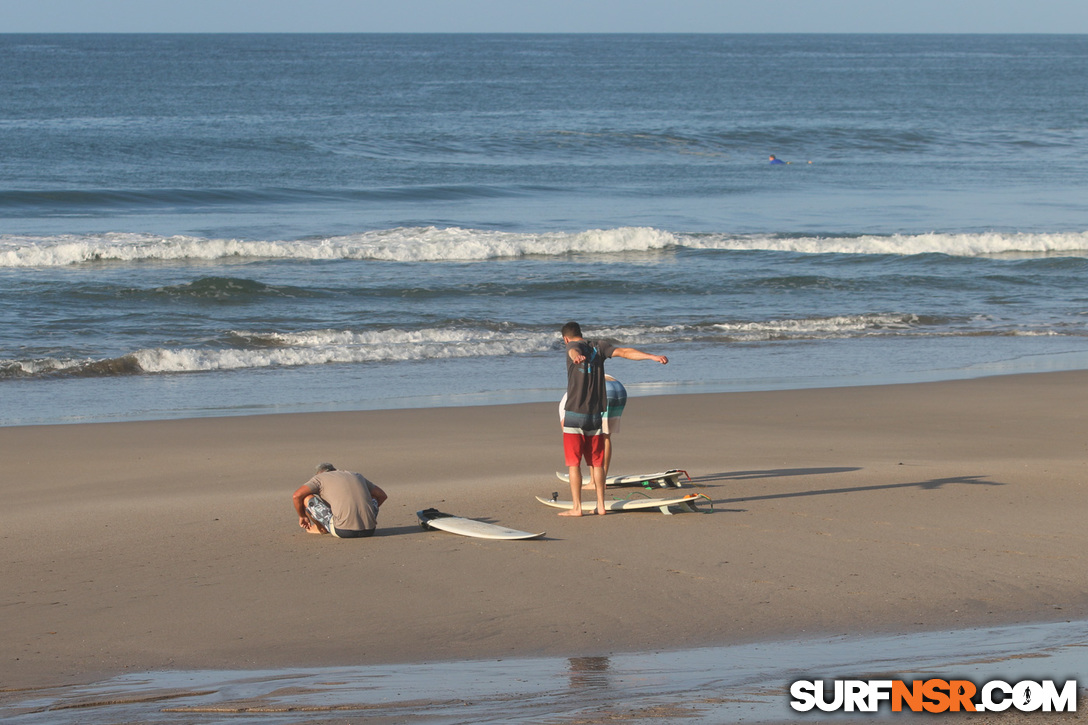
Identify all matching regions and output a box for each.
[555,469,690,488]
[417,508,544,540]
[536,493,707,515]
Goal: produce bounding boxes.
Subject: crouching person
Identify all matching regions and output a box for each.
[292,462,387,538]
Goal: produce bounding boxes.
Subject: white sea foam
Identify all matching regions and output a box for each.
[685,231,1088,257]
[0,327,559,377]
[0,227,677,267]
[2,314,1077,380]
[2,357,67,376]
[135,327,558,373]
[712,314,920,341]
[3,228,1086,268]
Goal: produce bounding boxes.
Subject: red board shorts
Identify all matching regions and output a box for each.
[564,431,605,467]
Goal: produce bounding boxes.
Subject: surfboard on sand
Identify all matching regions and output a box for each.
[536,493,709,515]
[555,469,690,488]
[417,508,544,540]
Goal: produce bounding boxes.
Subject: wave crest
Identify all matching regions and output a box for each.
[7,228,1086,268]
[2,314,1077,381]
[0,227,678,267]
[685,231,1088,257]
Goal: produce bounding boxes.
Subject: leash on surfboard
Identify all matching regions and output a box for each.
[691,492,713,511]
[614,491,653,501]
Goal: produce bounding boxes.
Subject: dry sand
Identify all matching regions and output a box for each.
[2,371,1087,693]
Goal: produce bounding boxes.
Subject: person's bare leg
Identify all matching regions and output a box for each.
[558,464,584,516]
[591,465,607,515]
[585,434,613,488]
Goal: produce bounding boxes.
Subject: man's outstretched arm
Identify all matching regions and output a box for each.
[612,347,668,365]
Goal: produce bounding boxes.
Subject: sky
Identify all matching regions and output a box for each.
[2,0,1087,34]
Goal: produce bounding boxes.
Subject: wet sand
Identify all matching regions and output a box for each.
[3,371,1088,697]
[5,620,1086,723]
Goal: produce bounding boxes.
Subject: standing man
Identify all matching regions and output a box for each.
[292,463,388,538]
[559,372,626,485]
[559,321,668,516]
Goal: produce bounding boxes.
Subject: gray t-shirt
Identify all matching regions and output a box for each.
[305,470,379,532]
[565,338,617,415]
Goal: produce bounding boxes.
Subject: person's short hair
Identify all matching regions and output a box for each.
[561,321,582,338]
[316,462,336,473]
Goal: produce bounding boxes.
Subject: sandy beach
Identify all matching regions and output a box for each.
[3,370,1088,700]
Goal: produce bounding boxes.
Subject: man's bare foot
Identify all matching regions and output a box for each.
[595,507,607,515]
[558,508,583,517]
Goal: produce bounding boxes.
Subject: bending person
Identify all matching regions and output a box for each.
[292,462,388,538]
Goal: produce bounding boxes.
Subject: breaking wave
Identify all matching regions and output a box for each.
[3,228,1088,268]
[2,314,1074,380]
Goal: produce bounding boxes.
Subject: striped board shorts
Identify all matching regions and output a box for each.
[603,378,627,434]
[560,379,627,435]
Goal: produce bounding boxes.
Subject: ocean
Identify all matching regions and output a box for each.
[2,33,1087,426]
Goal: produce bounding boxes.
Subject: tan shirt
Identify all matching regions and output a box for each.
[305,470,378,532]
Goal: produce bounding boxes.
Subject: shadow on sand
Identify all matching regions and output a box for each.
[689,468,1004,506]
